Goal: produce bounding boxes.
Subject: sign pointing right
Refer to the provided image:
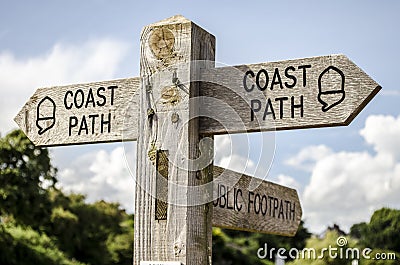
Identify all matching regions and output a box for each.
[199,54,381,134]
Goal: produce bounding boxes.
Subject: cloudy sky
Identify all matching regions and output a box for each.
[1,1,399,234]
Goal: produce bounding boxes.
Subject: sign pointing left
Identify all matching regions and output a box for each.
[14,77,140,147]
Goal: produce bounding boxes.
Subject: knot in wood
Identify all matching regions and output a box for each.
[160,86,180,106]
[149,27,175,60]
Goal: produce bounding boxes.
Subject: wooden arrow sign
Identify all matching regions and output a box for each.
[14,77,139,146]
[15,55,380,147]
[199,54,381,134]
[212,166,302,236]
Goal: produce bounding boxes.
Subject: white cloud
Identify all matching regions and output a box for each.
[58,146,135,212]
[214,133,275,179]
[291,115,400,233]
[218,153,256,175]
[275,174,301,191]
[214,134,256,176]
[0,38,130,134]
[361,115,400,160]
[285,145,332,172]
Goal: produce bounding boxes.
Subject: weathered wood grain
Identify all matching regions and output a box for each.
[199,54,381,134]
[14,77,139,146]
[212,166,302,236]
[16,55,381,147]
[134,15,215,265]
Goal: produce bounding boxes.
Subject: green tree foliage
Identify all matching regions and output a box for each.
[0,130,134,265]
[289,230,359,265]
[0,130,56,229]
[47,192,134,265]
[289,214,400,265]
[0,222,85,265]
[348,222,367,240]
[107,218,135,264]
[2,130,399,265]
[212,221,311,265]
[350,208,400,252]
[290,229,399,265]
[212,227,273,265]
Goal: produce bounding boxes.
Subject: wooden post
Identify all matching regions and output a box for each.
[134,15,215,265]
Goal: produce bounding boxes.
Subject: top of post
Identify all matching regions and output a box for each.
[149,15,192,26]
[140,14,215,76]
[141,14,213,37]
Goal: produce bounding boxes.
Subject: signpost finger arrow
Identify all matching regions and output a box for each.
[200,54,381,134]
[212,166,302,236]
[15,77,139,146]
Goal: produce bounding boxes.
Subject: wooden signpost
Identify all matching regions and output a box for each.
[212,166,301,236]
[14,78,140,146]
[14,15,381,265]
[200,54,381,134]
[134,16,215,265]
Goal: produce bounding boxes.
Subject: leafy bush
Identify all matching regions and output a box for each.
[0,223,85,265]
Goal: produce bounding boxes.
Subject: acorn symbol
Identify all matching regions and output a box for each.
[36,96,56,135]
[318,66,345,112]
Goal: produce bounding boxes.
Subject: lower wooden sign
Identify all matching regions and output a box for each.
[212,166,302,236]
